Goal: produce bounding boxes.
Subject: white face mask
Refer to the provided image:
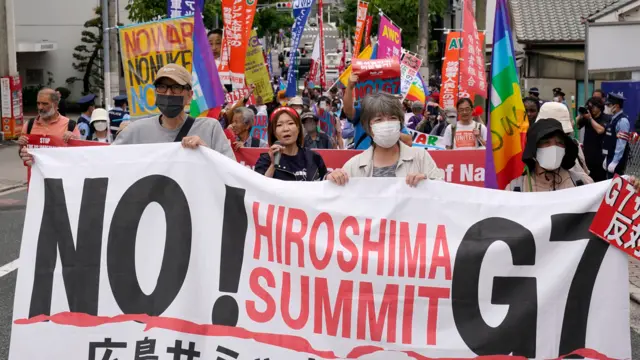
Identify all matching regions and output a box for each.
[553,97,561,103]
[536,145,565,171]
[371,121,401,148]
[605,105,614,115]
[93,121,108,132]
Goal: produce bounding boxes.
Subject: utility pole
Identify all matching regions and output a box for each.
[417,0,429,81]
[102,0,111,108]
[0,0,17,76]
[108,0,119,106]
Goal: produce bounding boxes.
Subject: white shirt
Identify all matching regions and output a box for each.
[443,121,488,149]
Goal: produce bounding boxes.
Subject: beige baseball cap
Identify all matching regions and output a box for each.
[154,64,192,87]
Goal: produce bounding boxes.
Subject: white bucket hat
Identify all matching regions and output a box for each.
[90,108,110,123]
[536,102,573,134]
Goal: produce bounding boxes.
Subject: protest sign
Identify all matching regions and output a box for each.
[377,15,401,60]
[167,0,202,17]
[237,148,487,187]
[286,0,315,97]
[400,51,422,101]
[252,114,268,142]
[119,17,194,117]
[10,144,629,359]
[221,0,255,89]
[225,88,255,105]
[590,175,640,259]
[439,31,485,109]
[353,0,369,58]
[317,109,337,139]
[245,30,274,103]
[407,129,447,150]
[352,58,401,101]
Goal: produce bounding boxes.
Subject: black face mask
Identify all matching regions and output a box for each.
[156,94,184,118]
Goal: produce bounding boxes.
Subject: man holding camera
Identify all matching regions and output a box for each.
[578,97,611,182]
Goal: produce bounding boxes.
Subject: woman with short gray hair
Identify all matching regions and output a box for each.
[231,106,267,150]
[327,92,444,187]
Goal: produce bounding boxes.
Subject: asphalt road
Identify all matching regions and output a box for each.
[1,185,640,358]
[0,187,27,360]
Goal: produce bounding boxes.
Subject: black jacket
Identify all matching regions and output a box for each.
[255,147,328,181]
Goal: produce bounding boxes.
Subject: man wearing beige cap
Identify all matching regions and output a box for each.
[113,64,235,159]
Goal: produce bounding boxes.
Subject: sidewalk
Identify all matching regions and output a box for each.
[0,141,27,192]
[630,258,640,303]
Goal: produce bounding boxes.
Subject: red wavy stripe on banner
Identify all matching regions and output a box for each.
[14,312,616,360]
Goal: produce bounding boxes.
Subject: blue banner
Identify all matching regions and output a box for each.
[286,0,315,98]
[167,0,203,18]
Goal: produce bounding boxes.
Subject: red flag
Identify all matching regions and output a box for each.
[353,1,369,58]
[364,15,373,47]
[339,39,347,73]
[459,0,487,100]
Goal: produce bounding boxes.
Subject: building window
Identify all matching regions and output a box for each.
[25,69,44,86]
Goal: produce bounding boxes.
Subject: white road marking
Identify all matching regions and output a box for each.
[0,259,19,278]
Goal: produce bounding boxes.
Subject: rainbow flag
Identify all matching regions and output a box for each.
[335,44,375,88]
[405,74,427,104]
[189,3,225,117]
[484,0,528,189]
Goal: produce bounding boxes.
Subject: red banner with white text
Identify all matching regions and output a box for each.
[353,0,369,59]
[235,148,486,187]
[459,0,487,100]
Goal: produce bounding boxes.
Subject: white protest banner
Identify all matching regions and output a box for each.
[10,144,630,359]
[400,50,422,101]
[407,129,447,150]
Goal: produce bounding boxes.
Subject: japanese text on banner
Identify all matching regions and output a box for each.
[286,0,315,97]
[167,0,202,18]
[439,31,485,109]
[119,17,194,117]
[400,51,422,101]
[353,1,369,59]
[245,30,274,102]
[459,0,487,99]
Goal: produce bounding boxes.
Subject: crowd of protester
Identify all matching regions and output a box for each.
[16,60,640,193]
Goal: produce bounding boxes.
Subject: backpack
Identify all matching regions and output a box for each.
[450,122,482,148]
[27,117,76,134]
[510,170,586,192]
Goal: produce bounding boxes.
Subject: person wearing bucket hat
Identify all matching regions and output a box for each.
[602,92,630,177]
[506,119,593,192]
[536,102,589,175]
[89,108,113,143]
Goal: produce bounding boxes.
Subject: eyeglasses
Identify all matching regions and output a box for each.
[155,83,190,94]
[458,107,472,114]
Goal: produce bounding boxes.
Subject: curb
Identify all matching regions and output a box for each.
[0,182,27,194]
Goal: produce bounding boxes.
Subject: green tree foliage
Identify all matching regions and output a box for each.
[66,6,104,95]
[338,0,447,51]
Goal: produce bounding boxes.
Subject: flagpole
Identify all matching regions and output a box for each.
[456,0,466,105]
